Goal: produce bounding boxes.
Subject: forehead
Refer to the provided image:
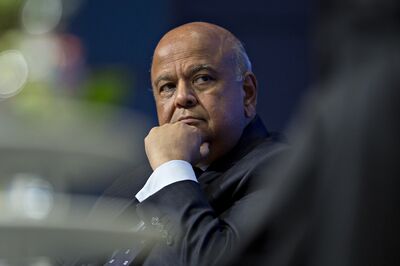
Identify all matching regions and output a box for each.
[151,31,233,80]
[157,31,213,57]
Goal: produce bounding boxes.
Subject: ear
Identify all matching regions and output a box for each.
[242,72,258,119]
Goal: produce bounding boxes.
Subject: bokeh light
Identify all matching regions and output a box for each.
[0,50,28,99]
[21,0,63,35]
[7,173,54,220]
[18,35,60,83]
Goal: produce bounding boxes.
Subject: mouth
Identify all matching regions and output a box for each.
[177,116,204,125]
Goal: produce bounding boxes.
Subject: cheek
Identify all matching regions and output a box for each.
[204,98,242,127]
[156,101,173,125]
[205,88,244,116]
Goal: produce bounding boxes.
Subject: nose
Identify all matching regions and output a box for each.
[174,81,197,108]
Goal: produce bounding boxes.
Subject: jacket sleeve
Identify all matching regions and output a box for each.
[135,177,268,266]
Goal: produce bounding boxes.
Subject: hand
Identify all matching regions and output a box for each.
[144,122,210,170]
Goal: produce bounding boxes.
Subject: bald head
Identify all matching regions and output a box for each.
[152,22,252,81]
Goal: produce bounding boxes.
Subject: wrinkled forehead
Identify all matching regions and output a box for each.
[151,29,234,74]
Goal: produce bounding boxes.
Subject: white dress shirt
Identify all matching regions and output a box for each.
[135,160,197,202]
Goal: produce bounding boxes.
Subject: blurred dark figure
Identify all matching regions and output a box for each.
[230,0,400,265]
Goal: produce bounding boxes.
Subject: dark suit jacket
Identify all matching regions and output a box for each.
[98,115,287,266]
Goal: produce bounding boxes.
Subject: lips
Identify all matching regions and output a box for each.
[177,116,204,125]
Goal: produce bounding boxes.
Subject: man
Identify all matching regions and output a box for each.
[102,22,286,266]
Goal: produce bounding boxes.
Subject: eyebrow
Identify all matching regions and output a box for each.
[153,64,217,88]
[153,73,175,88]
[186,64,216,77]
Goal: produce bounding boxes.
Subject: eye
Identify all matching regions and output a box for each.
[193,75,214,86]
[159,83,176,96]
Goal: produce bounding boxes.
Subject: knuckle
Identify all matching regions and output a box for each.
[149,126,158,133]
